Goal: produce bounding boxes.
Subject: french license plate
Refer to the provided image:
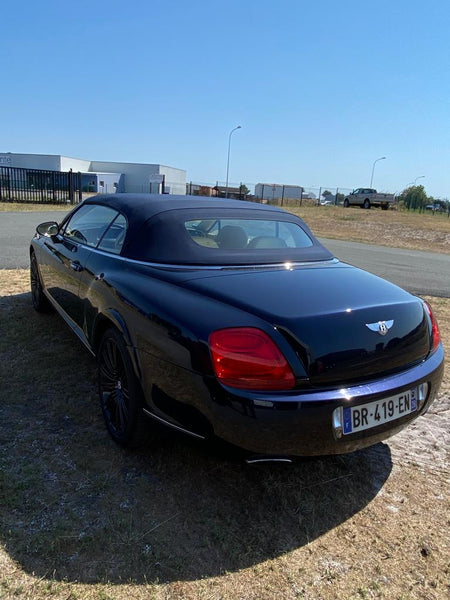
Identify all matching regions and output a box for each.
[342,388,418,435]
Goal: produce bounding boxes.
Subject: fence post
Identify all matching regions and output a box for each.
[77,172,82,203]
[52,172,56,202]
[318,187,321,206]
[7,168,11,200]
[68,169,74,203]
[281,185,285,206]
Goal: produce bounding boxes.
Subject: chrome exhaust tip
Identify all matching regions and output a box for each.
[245,456,293,465]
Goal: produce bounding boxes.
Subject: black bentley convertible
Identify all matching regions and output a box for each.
[30,194,444,461]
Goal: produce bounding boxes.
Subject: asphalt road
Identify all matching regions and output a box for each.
[1,210,449,298]
[0,210,66,270]
[321,238,450,298]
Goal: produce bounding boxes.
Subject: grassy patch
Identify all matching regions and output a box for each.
[289,205,450,254]
[0,271,448,599]
[0,202,72,212]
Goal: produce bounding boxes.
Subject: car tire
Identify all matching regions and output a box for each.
[98,328,149,447]
[381,204,388,211]
[343,199,349,208]
[30,252,52,312]
[363,199,371,209]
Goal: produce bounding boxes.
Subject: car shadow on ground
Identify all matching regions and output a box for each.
[0,292,393,585]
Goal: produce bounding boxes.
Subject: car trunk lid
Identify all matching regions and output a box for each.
[181,263,431,386]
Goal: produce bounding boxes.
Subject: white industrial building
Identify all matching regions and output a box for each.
[0,152,186,195]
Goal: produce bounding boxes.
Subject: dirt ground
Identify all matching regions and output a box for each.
[389,297,448,478]
[0,269,448,600]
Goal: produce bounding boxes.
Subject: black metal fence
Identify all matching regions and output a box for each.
[0,166,82,205]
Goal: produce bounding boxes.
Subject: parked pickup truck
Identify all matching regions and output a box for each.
[343,188,396,210]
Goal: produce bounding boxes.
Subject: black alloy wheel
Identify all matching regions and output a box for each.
[30,252,51,312]
[98,328,149,447]
[343,199,349,208]
[363,199,371,209]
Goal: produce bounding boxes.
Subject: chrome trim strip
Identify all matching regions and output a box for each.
[80,244,339,271]
[143,408,206,440]
[43,290,94,355]
[246,457,293,464]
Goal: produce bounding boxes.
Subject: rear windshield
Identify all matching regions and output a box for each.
[185,218,313,250]
[125,208,333,265]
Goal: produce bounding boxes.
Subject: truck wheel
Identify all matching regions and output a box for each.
[344,199,349,208]
[363,199,371,209]
[381,204,388,211]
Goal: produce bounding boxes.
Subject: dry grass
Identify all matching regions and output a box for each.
[289,206,450,255]
[0,271,448,600]
[0,202,71,212]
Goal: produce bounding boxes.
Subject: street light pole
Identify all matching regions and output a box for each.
[370,156,386,188]
[225,125,241,198]
[406,176,425,188]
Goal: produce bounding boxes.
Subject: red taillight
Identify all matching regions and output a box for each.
[209,327,295,390]
[424,301,441,352]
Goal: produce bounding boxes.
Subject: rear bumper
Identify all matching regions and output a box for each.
[206,344,445,456]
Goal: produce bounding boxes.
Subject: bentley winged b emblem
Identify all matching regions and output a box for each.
[366,320,394,336]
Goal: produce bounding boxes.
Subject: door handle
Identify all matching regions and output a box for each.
[70,260,83,272]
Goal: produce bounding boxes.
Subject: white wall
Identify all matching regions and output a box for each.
[91,161,186,195]
[60,156,91,172]
[159,165,186,195]
[1,153,61,171]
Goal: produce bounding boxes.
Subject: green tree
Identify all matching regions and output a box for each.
[239,184,250,198]
[399,185,428,211]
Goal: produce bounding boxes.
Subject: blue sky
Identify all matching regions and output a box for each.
[2,0,450,198]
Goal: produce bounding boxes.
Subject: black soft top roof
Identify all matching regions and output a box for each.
[84,193,286,223]
[83,193,333,265]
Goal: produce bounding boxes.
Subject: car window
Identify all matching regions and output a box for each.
[185,218,313,249]
[97,213,127,254]
[125,207,333,266]
[64,205,119,247]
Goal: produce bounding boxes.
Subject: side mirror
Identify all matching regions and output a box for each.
[37,221,59,238]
